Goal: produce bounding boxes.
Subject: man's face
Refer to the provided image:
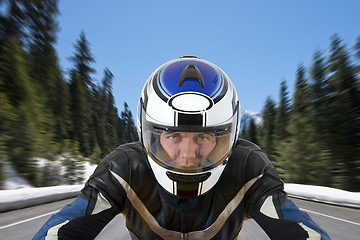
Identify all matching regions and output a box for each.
[160,132,216,169]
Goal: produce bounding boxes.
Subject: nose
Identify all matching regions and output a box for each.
[178,138,198,168]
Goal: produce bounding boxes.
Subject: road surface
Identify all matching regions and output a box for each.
[0,198,359,239]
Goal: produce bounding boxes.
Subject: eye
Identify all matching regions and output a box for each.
[197,133,215,142]
[198,135,207,141]
[198,134,210,141]
[169,135,177,140]
[167,133,180,141]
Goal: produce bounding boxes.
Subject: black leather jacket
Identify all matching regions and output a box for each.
[33,139,330,240]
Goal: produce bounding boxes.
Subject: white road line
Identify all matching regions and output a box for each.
[1,207,359,230]
[0,209,59,230]
[300,208,360,226]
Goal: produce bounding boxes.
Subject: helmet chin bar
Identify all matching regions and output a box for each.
[166,171,211,198]
[148,155,227,198]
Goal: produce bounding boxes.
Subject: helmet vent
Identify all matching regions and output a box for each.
[178,64,205,88]
[168,92,213,112]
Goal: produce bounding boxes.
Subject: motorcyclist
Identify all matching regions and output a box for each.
[33,56,331,239]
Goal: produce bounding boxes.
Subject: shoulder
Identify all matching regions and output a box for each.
[233,139,272,166]
[227,139,273,181]
[231,138,261,158]
[92,141,146,177]
[105,141,144,162]
[115,141,144,152]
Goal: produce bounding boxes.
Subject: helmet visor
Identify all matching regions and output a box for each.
[142,109,238,174]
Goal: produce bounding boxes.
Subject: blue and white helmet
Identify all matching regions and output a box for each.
[137,56,240,198]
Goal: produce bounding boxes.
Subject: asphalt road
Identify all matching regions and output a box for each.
[0,198,359,240]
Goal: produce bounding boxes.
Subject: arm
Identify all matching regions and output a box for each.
[245,167,331,240]
[32,195,120,240]
[33,151,127,240]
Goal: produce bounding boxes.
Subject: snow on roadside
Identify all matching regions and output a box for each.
[0,160,97,212]
[1,160,359,211]
[2,157,97,190]
[285,183,360,208]
[2,162,32,190]
[83,161,97,180]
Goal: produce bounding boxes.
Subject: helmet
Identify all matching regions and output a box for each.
[137,56,240,198]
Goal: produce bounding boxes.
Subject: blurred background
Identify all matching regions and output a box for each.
[0,0,359,191]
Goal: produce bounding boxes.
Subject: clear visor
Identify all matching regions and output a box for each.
[142,110,238,174]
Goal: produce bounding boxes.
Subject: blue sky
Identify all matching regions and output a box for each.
[55,0,359,117]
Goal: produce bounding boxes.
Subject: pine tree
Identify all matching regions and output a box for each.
[0,38,26,108]
[90,85,105,160]
[310,50,330,138]
[272,80,291,177]
[69,32,96,156]
[307,50,335,186]
[0,93,13,141]
[327,35,360,190]
[53,69,71,149]
[27,0,68,150]
[0,35,43,185]
[278,65,319,184]
[90,68,119,160]
[247,118,258,145]
[0,93,13,188]
[274,80,291,141]
[240,120,248,140]
[354,36,360,188]
[102,68,119,150]
[68,70,90,156]
[259,96,276,161]
[70,31,96,89]
[120,102,137,144]
[0,142,8,188]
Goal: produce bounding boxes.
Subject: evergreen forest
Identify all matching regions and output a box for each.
[242,34,360,191]
[0,0,137,188]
